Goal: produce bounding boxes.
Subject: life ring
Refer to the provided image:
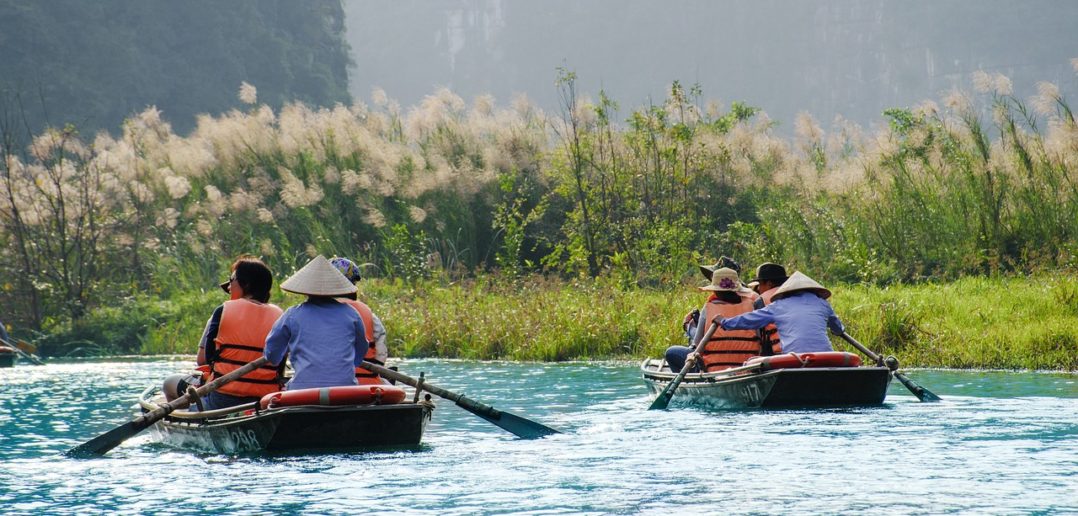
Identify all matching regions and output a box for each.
[745,352,862,370]
[260,384,407,409]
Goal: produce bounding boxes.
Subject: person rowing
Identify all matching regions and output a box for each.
[682,256,748,342]
[171,255,285,411]
[718,271,844,353]
[665,267,762,373]
[263,255,370,391]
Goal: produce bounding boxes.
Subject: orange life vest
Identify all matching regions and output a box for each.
[755,288,783,355]
[211,299,284,398]
[338,298,382,385]
[699,293,762,372]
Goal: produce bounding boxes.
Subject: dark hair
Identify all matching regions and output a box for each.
[232,256,273,303]
[717,291,743,304]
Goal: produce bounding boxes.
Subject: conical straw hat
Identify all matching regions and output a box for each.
[279,255,357,296]
[771,271,831,300]
[699,267,742,292]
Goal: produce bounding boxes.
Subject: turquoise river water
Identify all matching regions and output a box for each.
[1,358,1076,515]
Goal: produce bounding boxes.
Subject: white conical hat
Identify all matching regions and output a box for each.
[279,255,357,296]
[771,271,832,300]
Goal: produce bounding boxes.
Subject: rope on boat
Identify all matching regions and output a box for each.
[412,372,426,403]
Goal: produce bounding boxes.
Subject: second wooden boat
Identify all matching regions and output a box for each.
[641,352,892,409]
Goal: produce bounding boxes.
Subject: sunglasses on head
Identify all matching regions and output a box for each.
[219,274,236,294]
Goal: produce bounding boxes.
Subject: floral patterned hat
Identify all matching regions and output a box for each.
[699,267,742,292]
[330,256,362,283]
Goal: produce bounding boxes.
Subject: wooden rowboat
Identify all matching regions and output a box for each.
[136,383,435,454]
[641,352,892,409]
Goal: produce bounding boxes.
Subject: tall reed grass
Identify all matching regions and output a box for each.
[2,68,1076,365]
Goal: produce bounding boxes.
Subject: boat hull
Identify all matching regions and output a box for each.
[148,403,433,454]
[0,352,13,368]
[642,359,892,409]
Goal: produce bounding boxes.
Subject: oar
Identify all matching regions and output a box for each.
[360,360,560,439]
[0,337,44,365]
[648,320,720,410]
[67,357,269,457]
[838,332,941,402]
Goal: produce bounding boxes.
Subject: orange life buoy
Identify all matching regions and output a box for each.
[744,351,862,370]
[259,385,407,409]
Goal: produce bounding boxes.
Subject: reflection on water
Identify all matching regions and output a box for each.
[1,360,1076,514]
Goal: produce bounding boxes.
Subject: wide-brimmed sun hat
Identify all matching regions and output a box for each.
[280,255,357,296]
[330,256,362,283]
[698,256,741,280]
[699,267,742,292]
[770,271,831,300]
[751,263,789,284]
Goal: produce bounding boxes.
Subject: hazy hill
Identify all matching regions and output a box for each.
[0,0,351,136]
[345,0,1078,131]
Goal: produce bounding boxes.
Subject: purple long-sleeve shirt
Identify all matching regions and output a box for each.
[264,298,368,390]
[719,292,844,353]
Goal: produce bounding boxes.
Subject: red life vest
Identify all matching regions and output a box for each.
[211,299,284,398]
[338,298,382,385]
[757,287,783,355]
[699,293,761,372]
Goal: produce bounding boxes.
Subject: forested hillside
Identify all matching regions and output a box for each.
[0,0,351,136]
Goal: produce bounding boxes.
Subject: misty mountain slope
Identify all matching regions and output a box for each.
[345,0,1078,131]
[0,0,351,136]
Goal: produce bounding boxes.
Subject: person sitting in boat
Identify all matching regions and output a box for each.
[264,255,369,391]
[188,255,285,410]
[682,256,747,342]
[666,267,762,373]
[748,262,790,356]
[329,256,389,385]
[718,271,844,353]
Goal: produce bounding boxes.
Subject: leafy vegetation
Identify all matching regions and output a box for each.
[34,274,1076,370]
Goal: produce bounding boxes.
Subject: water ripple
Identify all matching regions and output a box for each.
[1,359,1075,514]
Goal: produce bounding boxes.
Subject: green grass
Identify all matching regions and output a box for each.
[832,276,1078,370]
[47,273,1077,371]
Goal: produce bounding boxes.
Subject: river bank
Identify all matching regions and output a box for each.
[29,273,1078,371]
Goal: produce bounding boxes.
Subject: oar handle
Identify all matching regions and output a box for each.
[0,337,44,365]
[838,332,887,368]
[839,332,940,402]
[360,360,497,414]
[138,356,269,425]
[371,362,498,415]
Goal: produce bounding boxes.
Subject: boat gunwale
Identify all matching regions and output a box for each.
[640,357,892,385]
[138,383,432,427]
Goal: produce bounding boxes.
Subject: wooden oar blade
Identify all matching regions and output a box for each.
[647,321,719,411]
[648,385,675,410]
[458,402,560,439]
[68,356,269,458]
[361,360,560,439]
[895,372,942,402]
[66,420,144,458]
